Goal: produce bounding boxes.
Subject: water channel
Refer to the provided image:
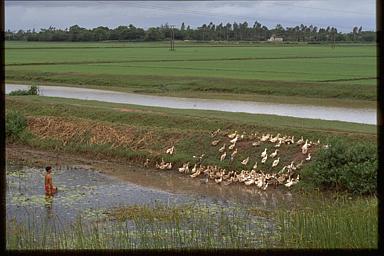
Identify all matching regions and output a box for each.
[6,84,376,125]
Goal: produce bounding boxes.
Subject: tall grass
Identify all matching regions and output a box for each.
[6,197,377,249]
[5,110,27,140]
[276,196,377,248]
[6,203,278,249]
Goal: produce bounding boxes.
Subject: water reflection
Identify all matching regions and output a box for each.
[44,195,54,219]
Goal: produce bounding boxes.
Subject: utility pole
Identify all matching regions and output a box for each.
[170,25,175,51]
[202,29,205,41]
[331,29,336,49]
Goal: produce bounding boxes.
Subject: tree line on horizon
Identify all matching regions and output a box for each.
[5,22,376,43]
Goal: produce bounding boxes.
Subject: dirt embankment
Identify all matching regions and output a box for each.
[6,143,140,177]
[27,116,173,152]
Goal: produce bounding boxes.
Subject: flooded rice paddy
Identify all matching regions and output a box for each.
[6,163,292,244]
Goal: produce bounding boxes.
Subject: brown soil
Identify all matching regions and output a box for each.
[6,143,128,174]
[114,107,165,115]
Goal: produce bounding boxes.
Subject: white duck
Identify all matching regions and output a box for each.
[255,177,264,188]
[165,162,172,170]
[166,146,175,155]
[260,134,270,142]
[269,133,280,143]
[301,140,309,154]
[191,164,197,173]
[215,176,223,184]
[230,148,238,161]
[285,175,299,187]
[220,152,227,161]
[272,157,280,168]
[190,168,201,178]
[261,148,267,158]
[228,131,237,139]
[261,155,268,164]
[296,136,304,145]
[143,158,150,168]
[279,165,287,173]
[211,128,220,137]
[241,156,249,165]
[218,143,226,152]
[289,161,297,171]
[244,178,255,186]
[269,149,279,158]
[228,143,236,150]
[230,135,239,144]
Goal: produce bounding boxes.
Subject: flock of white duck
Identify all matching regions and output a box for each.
[148,129,325,190]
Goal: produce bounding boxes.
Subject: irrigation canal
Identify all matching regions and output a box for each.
[6,84,376,125]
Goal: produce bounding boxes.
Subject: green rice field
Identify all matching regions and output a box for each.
[5,41,377,106]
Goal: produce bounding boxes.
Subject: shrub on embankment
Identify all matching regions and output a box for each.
[302,137,377,195]
[8,85,39,96]
[5,110,28,140]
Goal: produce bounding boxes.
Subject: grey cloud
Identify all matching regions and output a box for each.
[5,1,376,32]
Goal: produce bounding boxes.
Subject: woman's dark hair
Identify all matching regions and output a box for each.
[46,166,52,172]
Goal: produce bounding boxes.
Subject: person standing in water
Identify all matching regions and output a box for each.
[44,166,57,196]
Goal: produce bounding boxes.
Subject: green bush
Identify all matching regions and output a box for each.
[9,85,39,96]
[306,137,377,194]
[6,110,27,139]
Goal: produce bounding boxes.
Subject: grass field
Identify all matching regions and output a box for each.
[5,41,376,107]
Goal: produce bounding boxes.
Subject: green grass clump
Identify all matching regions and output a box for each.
[302,137,377,194]
[277,196,377,248]
[8,84,40,96]
[6,110,28,140]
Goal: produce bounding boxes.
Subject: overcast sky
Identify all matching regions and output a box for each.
[5,1,376,32]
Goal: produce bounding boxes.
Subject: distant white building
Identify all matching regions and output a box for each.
[267,35,283,42]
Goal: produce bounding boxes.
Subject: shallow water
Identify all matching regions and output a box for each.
[6,165,194,228]
[6,84,376,124]
[6,164,287,231]
[6,163,319,248]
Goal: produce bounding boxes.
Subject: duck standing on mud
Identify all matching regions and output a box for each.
[45,166,58,197]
